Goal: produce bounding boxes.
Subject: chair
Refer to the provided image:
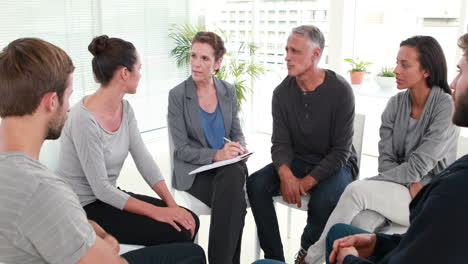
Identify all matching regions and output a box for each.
[273,113,366,238]
[39,139,144,255]
[167,126,212,216]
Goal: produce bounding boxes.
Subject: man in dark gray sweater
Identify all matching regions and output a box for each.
[247,25,358,263]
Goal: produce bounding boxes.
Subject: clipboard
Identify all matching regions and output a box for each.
[188,152,254,175]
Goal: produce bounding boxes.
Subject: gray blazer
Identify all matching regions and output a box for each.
[168,76,246,191]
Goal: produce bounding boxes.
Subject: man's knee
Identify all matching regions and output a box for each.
[247,163,276,194]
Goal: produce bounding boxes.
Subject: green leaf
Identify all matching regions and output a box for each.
[344,57,372,72]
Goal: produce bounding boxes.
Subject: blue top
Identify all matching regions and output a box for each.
[200,104,226,149]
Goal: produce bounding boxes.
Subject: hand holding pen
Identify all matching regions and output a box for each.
[213,137,247,161]
[223,137,247,153]
[223,137,250,162]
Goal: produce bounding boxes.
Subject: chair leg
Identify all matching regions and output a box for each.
[287,207,292,239]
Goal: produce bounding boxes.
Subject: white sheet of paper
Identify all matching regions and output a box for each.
[188,152,254,175]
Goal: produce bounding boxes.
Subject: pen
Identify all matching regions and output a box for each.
[223,137,245,153]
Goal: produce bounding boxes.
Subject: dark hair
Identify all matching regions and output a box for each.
[458,34,468,59]
[88,35,136,85]
[400,35,450,94]
[0,38,74,117]
[191,32,226,61]
[292,25,325,53]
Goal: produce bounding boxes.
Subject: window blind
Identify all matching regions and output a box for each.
[0,0,189,131]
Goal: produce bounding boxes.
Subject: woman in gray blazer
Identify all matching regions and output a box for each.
[303,36,459,264]
[168,32,248,264]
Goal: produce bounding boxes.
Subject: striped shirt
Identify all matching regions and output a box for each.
[0,152,96,264]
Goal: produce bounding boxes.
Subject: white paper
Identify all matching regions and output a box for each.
[188,152,254,175]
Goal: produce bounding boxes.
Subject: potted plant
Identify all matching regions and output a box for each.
[344,57,372,85]
[375,66,396,91]
[169,24,265,111]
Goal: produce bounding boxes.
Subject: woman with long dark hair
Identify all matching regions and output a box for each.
[301,35,459,264]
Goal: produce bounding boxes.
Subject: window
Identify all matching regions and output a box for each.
[279,21,287,28]
[239,31,246,39]
[0,0,188,131]
[260,10,266,20]
[268,10,275,19]
[239,11,246,19]
[349,0,464,81]
[268,31,275,39]
[278,31,286,40]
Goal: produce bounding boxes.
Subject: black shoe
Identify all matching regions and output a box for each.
[294,248,307,264]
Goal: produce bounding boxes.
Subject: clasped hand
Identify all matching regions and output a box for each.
[329,233,377,264]
[278,165,317,208]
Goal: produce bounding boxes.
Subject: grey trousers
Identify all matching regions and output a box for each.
[187,162,248,264]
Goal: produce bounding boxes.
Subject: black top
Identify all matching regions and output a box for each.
[271,69,357,181]
[344,154,468,264]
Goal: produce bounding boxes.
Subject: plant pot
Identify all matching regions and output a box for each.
[375,76,396,91]
[350,71,365,84]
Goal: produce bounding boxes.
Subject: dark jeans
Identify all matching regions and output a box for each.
[122,242,206,264]
[325,224,370,264]
[187,162,248,264]
[84,191,200,246]
[247,159,353,261]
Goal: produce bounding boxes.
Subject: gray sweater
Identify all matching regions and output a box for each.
[370,86,459,186]
[57,98,163,209]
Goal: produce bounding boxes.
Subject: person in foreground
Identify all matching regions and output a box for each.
[0,37,205,263]
[303,35,459,264]
[325,33,468,264]
[168,31,248,264]
[57,35,199,247]
[247,25,357,263]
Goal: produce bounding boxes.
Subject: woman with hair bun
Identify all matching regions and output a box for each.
[57,35,200,248]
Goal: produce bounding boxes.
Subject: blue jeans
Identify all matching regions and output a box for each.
[247,159,353,261]
[121,242,206,264]
[325,224,370,264]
